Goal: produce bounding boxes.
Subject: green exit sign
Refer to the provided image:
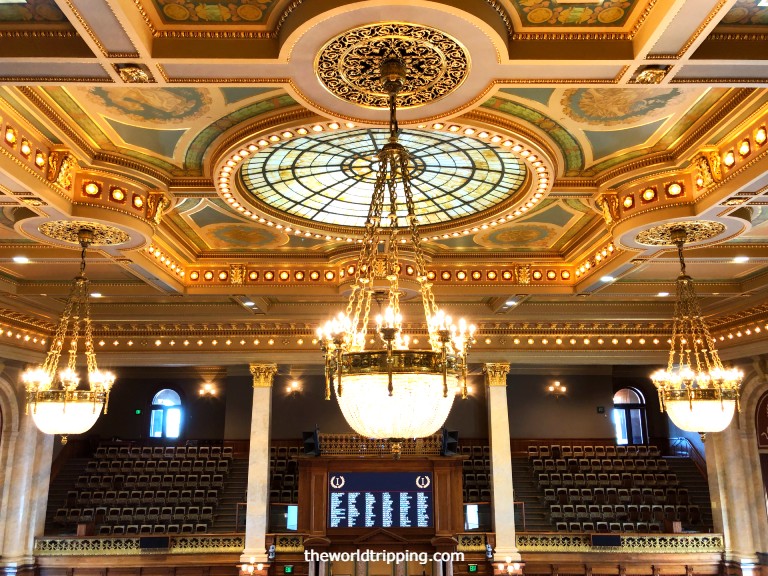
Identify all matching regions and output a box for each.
[135,409,142,415]
[468,565,478,573]
[284,566,294,574]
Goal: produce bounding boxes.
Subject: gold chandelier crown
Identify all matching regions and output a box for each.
[22,227,115,443]
[650,227,742,434]
[317,57,475,443]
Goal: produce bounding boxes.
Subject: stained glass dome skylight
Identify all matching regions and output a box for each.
[239,129,527,229]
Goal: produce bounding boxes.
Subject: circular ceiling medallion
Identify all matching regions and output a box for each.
[39,220,130,246]
[315,23,469,109]
[239,128,527,229]
[635,220,726,246]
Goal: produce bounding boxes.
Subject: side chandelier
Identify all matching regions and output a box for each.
[651,227,742,434]
[21,227,115,444]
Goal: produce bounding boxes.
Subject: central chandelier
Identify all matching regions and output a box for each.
[650,227,742,434]
[22,227,115,444]
[317,58,475,444]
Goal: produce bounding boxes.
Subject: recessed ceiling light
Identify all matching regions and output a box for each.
[505,300,517,306]
[13,256,30,264]
[600,275,615,282]
[90,292,102,298]
[733,256,749,263]
[244,301,256,307]
[657,292,669,297]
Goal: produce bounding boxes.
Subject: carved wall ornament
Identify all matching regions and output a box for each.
[230,264,246,285]
[635,220,726,246]
[694,151,723,188]
[315,23,469,109]
[484,362,510,387]
[46,151,79,191]
[596,193,620,227]
[145,191,167,224]
[39,220,130,246]
[517,264,531,285]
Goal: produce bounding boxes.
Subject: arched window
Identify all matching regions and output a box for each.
[613,388,647,445]
[149,389,182,439]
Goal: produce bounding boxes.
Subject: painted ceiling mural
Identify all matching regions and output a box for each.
[508,0,640,27]
[717,0,768,26]
[151,0,279,24]
[0,0,64,22]
[42,87,298,176]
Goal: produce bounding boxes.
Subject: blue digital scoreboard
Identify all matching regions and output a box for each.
[328,472,433,528]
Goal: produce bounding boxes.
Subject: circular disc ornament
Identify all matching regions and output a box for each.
[39,220,130,246]
[635,220,726,246]
[315,22,469,109]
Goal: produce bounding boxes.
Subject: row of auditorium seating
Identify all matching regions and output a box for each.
[462,458,490,472]
[98,524,208,535]
[556,521,666,533]
[460,445,492,458]
[54,505,214,526]
[550,503,701,524]
[75,473,226,490]
[86,458,229,474]
[95,444,232,461]
[528,444,661,459]
[461,444,492,504]
[68,488,219,508]
[537,472,677,489]
[463,488,492,503]
[543,486,689,506]
[532,458,669,473]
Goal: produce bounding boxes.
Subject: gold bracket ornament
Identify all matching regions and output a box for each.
[47,151,79,191]
[693,150,723,188]
[516,264,531,285]
[595,193,620,227]
[249,363,277,388]
[230,264,246,285]
[484,362,510,387]
[145,191,167,224]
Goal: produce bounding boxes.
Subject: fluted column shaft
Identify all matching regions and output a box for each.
[484,363,520,562]
[0,412,54,569]
[241,363,277,563]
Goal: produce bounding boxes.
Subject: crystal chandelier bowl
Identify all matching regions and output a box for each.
[335,351,460,439]
[29,390,105,436]
[664,398,736,434]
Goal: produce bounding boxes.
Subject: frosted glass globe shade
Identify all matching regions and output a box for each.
[30,401,104,436]
[665,399,736,433]
[336,373,457,438]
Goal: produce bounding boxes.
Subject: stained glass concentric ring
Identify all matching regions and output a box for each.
[239,129,527,229]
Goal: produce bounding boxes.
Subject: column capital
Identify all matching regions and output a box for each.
[484,362,510,387]
[249,363,278,388]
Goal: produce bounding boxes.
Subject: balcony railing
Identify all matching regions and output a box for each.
[35,534,244,556]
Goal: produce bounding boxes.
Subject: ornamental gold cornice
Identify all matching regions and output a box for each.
[18,87,96,158]
[516,533,723,553]
[0,30,79,38]
[1,76,112,84]
[483,362,510,386]
[707,32,768,41]
[510,32,629,41]
[35,534,245,556]
[671,77,768,84]
[250,363,278,388]
[593,152,674,187]
[93,153,171,188]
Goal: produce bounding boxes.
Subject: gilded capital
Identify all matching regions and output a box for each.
[484,362,510,387]
[249,363,278,388]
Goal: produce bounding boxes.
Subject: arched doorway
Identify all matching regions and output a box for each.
[149,388,183,439]
[612,388,647,445]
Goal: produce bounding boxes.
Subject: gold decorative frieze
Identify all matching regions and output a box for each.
[46,151,78,191]
[457,533,488,552]
[275,534,304,553]
[319,433,441,456]
[315,23,469,109]
[635,220,726,246]
[39,220,130,246]
[35,534,244,556]
[516,533,723,553]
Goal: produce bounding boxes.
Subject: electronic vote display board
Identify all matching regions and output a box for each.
[328,472,433,528]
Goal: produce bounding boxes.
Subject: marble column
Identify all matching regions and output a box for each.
[483,363,520,562]
[707,422,766,570]
[241,363,278,564]
[0,411,54,571]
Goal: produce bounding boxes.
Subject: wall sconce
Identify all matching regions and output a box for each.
[547,380,567,400]
[286,379,302,397]
[497,558,524,575]
[199,382,217,397]
[240,557,265,575]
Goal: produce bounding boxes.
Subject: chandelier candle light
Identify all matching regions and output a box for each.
[22,227,115,444]
[650,227,742,435]
[317,58,475,449]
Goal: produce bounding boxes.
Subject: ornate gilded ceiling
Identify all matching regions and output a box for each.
[0,0,767,368]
